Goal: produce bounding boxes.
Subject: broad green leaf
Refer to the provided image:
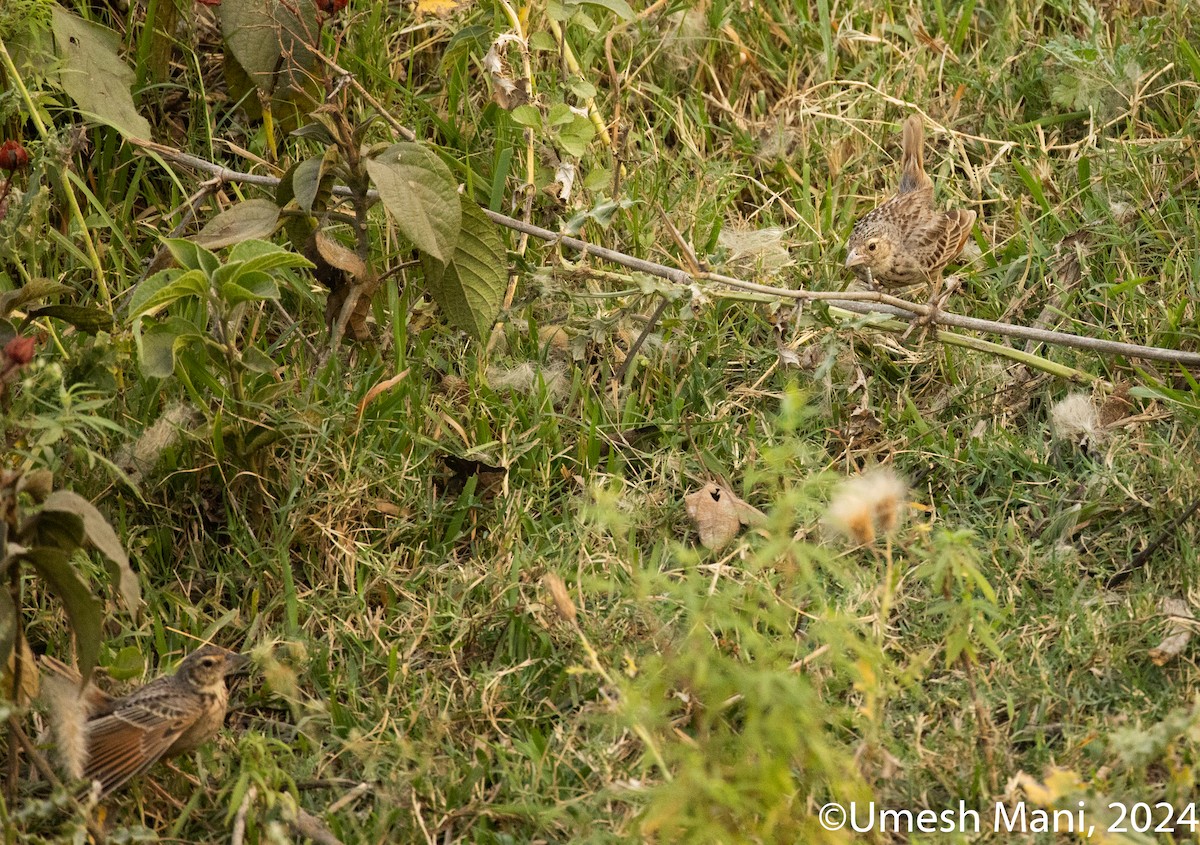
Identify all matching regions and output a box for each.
[547,103,574,126]
[292,147,338,213]
[423,198,506,342]
[579,0,634,19]
[193,200,282,249]
[365,142,461,264]
[230,239,314,274]
[26,304,114,334]
[41,491,140,613]
[290,121,335,145]
[18,509,86,551]
[241,346,280,374]
[24,548,103,683]
[528,31,557,51]
[275,162,318,251]
[221,271,280,305]
[50,8,151,139]
[164,238,220,274]
[211,260,246,295]
[557,116,596,157]
[108,646,146,681]
[128,269,209,319]
[510,105,541,127]
[137,316,203,378]
[219,0,319,95]
[0,279,71,318]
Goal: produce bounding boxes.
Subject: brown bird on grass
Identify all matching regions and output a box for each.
[845,115,976,324]
[44,645,248,796]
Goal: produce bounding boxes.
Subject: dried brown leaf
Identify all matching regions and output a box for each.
[684,483,761,551]
[543,573,577,624]
[356,369,410,419]
[315,230,367,279]
[1149,597,1194,666]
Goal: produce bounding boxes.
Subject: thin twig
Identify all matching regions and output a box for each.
[231,785,257,845]
[615,296,671,385]
[311,52,416,142]
[1106,492,1200,589]
[128,141,1200,369]
[291,807,345,845]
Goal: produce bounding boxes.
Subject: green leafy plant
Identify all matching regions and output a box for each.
[193,102,508,345]
[127,238,313,456]
[1,470,139,688]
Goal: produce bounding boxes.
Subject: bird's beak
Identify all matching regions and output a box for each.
[225,652,251,674]
[845,248,866,269]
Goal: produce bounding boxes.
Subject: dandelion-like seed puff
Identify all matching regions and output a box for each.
[826,469,910,546]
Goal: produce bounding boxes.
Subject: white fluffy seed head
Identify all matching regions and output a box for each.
[40,673,89,780]
[826,469,909,545]
[1050,393,1103,447]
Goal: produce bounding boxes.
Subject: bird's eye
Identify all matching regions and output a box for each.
[867,242,877,252]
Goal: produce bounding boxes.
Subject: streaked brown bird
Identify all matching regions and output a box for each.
[844,115,976,317]
[60,645,247,796]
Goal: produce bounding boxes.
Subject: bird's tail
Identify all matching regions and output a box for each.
[898,115,933,194]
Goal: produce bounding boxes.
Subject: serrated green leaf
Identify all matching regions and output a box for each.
[193,200,282,249]
[557,116,596,157]
[50,8,151,139]
[365,143,461,264]
[41,491,140,613]
[423,198,506,342]
[229,240,314,274]
[221,271,280,305]
[23,548,103,683]
[568,78,597,99]
[128,269,209,319]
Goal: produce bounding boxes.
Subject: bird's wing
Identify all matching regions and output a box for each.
[83,685,201,795]
[910,209,976,273]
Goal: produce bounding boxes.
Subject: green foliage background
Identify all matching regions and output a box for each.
[2,0,1200,842]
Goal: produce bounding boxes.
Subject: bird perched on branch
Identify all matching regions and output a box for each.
[844,115,976,327]
[44,645,248,797]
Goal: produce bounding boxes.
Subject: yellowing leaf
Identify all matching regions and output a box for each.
[416,0,462,16]
[51,8,152,139]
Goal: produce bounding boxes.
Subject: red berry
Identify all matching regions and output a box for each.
[315,0,348,14]
[4,335,36,366]
[0,140,29,172]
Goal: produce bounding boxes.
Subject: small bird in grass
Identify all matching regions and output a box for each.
[844,115,977,329]
[53,645,248,797]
